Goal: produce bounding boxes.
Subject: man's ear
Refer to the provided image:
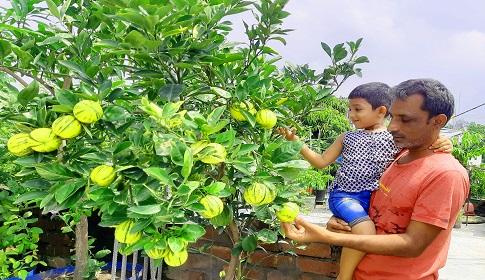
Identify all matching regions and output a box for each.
[433,114,447,128]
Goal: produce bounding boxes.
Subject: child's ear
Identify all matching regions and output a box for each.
[377,105,387,116]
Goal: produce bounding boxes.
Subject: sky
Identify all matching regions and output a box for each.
[226,0,485,125]
[2,0,484,125]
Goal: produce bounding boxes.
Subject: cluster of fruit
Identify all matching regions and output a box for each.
[114,220,189,267]
[243,182,299,222]
[6,100,103,156]
[230,102,277,129]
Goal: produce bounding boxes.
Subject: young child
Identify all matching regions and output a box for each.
[277,82,451,280]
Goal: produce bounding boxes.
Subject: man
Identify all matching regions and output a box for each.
[281,78,469,280]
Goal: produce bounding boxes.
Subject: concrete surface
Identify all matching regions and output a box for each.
[301,205,485,280]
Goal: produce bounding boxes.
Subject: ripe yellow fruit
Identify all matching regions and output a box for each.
[243,183,275,206]
[230,101,256,121]
[199,195,224,218]
[146,247,167,259]
[90,165,116,187]
[164,249,189,267]
[255,109,277,129]
[7,133,34,156]
[28,128,62,153]
[73,100,103,123]
[114,220,142,244]
[275,202,299,222]
[52,115,82,139]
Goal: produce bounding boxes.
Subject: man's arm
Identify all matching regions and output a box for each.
[282,218,442,258]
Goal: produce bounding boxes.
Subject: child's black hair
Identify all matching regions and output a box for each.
[348,82,392,116]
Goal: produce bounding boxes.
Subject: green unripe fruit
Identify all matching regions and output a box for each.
[275,202,299,222]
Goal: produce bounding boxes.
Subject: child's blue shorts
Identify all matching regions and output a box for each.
[328,188,372,227]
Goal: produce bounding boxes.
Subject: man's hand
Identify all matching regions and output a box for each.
[276,127,299,141]
[281,216,329,243]
[326,216,352,233]
[429,134,453,153]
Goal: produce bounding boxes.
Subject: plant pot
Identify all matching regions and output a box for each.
[315,189,326,202]
[22,262,143,280]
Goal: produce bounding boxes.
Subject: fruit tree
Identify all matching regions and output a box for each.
[0,0,368,279]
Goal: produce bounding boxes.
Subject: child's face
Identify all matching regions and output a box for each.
[348,98,383,129]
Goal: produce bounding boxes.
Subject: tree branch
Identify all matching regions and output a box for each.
[0,66,29,87]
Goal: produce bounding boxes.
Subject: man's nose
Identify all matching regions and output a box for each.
[387,118,397,132]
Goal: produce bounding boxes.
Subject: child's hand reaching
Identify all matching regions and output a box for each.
[276,127,299,141]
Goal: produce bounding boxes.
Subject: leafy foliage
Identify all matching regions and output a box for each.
[0,0,367,278]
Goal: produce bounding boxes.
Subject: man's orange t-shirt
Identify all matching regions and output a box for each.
[353,152,469,280]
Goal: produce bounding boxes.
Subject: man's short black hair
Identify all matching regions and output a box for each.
[389,79,454,123]
[348,82,392,116]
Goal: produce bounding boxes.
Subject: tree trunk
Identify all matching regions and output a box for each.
[225,220,241,280]
[73,214,89,280]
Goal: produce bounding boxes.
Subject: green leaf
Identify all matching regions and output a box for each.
[55,89,79,107]
[159,84,184,101]
[181,148,193,180]
[14,191,48,204]
[51,104,74,113]
[55,181,85,204]
[124,30,146,47]
[180,224,205,242]
[355,56,369,64]
[168,237,185,252]
[143,167,174,186]
[333,48,348,63]
[35,164,76,180]
[203,182,226,195]
[321,42,332,57]
[114,141,132,155]
[103,106,131,122]
[257,229,278,244]
[201,120,229,135]
[241,235,257,253]
[0,39,12,58]
[270,141,303,164]
[207,106,226,125]
[18,80,39,107]
[128,205,161,215]
[170,141,186,166]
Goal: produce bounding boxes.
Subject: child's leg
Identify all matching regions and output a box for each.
[337,220,376,280]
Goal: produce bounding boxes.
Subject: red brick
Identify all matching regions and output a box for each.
[281,242,332,258]
[248,250,294,268]
[200,228,232,246]
[242,266,266,280]
[164,268,207,280]
[297,257,339,277]
[267,269,298,280]
[208,245,232,260]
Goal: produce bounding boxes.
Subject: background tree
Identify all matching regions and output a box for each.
[0,0,367,279]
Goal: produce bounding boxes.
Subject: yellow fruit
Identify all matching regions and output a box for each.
[164,249,188,267]
[199,195,224,218]
[275,202,299,222]
[230,101,256,121]
[52,115,82,139]
[146,247,167,259]
[28,128,62,153]
[73,100,103,123]
[7,133,34,156]
[199,143,226,164]
[114,220,142,244]
[255,109,277,129]
[244,183,275,206]
[90,165,116,187]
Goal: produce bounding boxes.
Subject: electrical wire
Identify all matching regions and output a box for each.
[451,102,485,120]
